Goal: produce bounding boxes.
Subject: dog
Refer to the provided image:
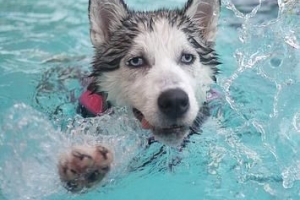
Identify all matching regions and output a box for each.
[58,0,221,192]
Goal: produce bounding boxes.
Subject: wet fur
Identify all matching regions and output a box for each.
[58,0,220,192]
[87,0,220,145]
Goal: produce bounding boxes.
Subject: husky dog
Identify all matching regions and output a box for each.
[58,0,220,192]
[89,0,220,145]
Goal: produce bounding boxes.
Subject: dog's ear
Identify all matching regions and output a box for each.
[88,0,128,47]
[184,0,220,42]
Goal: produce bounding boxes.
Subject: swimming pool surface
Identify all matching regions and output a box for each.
[1,0,300,199]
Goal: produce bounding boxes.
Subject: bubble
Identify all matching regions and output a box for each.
[270,57,282,68]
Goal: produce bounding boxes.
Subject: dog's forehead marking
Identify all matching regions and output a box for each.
[132,18,193,66]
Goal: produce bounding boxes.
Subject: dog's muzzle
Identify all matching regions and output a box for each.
[132,88,193,146]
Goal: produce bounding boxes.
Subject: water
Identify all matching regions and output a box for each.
[1,0,300,199]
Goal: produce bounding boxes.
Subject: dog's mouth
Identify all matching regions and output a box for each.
[132,108,190,146]
[132,108,187,131]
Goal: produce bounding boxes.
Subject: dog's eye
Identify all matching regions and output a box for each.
[126,57,145,67]
[180,53,195,64]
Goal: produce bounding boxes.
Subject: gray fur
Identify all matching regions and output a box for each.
[87,0,221,146]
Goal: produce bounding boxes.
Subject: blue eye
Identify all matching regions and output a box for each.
[181,53,195,64]
[126,57,145,67]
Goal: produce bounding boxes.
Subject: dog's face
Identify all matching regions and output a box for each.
[88,0,220,146]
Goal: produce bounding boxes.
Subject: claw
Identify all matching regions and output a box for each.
[72,150,92,160]
[97,146,108,160]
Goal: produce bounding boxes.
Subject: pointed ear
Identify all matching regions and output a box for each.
[88,0,128,47]
[184,0,220,42]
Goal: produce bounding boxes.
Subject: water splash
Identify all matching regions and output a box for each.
[282,161,300,189]
[0,104,66,200]
[0,104,150,200]
[1,0,300,199]
[218,0,300,196]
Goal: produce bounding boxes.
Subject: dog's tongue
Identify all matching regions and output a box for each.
[141,118,153,130]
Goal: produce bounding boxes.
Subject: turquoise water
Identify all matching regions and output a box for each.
[1,0,300,199]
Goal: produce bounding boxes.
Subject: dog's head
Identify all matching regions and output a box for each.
[88,0,220,146]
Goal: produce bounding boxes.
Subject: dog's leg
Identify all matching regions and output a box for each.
[58,145,113,192]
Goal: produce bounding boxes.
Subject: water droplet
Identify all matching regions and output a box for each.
[293,112,300,132]
[270,57,282,67]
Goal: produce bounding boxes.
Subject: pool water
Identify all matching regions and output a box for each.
[1,0,300,199]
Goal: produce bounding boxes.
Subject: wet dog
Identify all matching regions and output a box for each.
[88,0,221,146]
[58,0,220,192]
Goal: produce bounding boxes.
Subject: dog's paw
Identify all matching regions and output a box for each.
[58,145,113,192]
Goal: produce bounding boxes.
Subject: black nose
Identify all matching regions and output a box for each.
[157,89,190,119]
